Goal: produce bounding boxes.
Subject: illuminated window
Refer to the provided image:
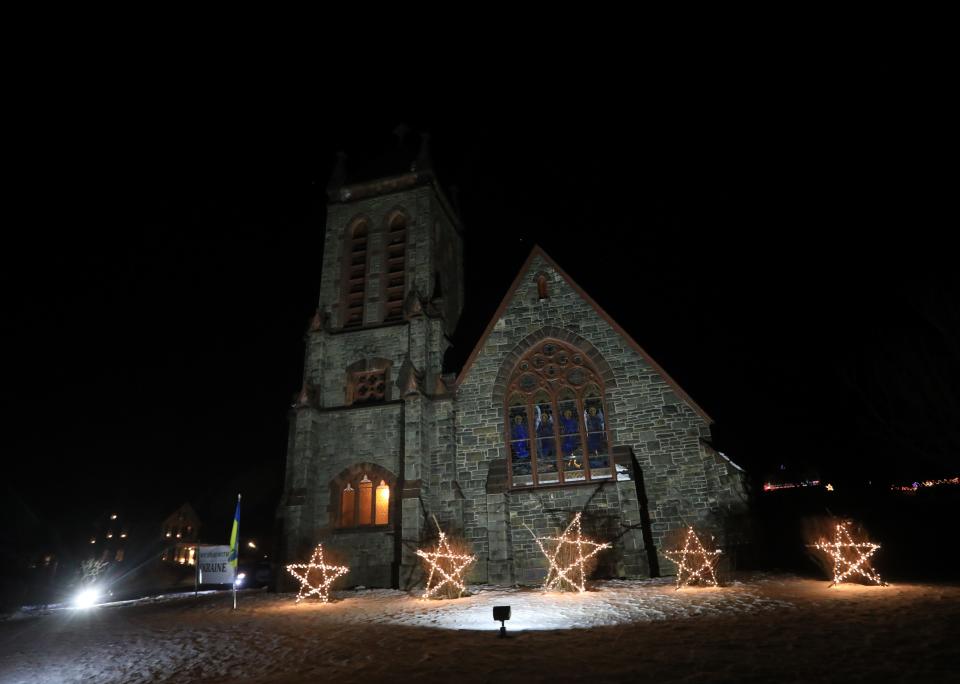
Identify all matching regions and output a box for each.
[342,218,369,328]
[375,480,390,525]
[358,476,373,525]
[340,483,356,527]
[505,339,612,488]
[337,471,392,528]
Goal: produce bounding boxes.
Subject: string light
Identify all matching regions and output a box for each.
[663,526,722,589]
[528,512,611,593]
[416,517,476,599]
[813,521,885,587]
[285,543,350,603]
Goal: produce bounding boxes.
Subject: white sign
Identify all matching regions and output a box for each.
[198,545,235,584]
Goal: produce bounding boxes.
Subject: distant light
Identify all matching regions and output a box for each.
[106,532,113,539]
[825,483,835,492]
[235,572,246,587]
[90,538,96,544]
[247,541,257,549]
[120,533,127,539]
[73,587,100,609]
[110,514,118,520]
[176,533,182,539]
[165,532,172,538]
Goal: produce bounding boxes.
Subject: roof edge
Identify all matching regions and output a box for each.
[455,245,714,424]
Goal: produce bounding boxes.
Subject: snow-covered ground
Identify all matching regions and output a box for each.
[1,574,957,683]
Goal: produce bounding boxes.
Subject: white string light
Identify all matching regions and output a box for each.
[813,521,885,587]
[415,519,477,599]
[528,512,611,593]
[663,526,722,589]
[285,543,350,603]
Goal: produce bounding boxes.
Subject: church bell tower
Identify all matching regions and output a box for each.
[278,132,464,588]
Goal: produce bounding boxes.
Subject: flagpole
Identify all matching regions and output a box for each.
[232,493,241,611]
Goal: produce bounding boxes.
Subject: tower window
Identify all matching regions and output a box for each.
[342,219,369,328]
[348,368,387,404]
[336,471,392,529]
[383,213,407,322]
[537,274,549,300]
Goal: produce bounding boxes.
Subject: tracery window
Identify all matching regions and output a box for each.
[337,474,391,528]
[342,219,369,328]
[349,368,386,404]
[505,340,612,487]
[383,213,407,322]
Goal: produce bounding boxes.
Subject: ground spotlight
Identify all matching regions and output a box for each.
[493,605,511,637]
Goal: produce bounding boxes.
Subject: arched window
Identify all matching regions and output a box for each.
[334,466,394,529]
[504,339,612,487]
[342,218,369,328]
[383,212,407,322]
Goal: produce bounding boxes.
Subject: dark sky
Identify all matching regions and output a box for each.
[4,66,957,553]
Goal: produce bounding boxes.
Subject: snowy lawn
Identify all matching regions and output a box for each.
[1,574,957,683]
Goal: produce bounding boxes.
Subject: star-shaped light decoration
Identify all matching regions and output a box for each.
[813,521,885,587]
[663,526,723,589]
[415,525,477,599]
[530,512,611,593]
[286,543,350,603]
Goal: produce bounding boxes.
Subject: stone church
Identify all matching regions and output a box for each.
[278,140,746,589]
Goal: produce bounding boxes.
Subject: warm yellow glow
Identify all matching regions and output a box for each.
[826,483,835,492]
[375,480,390,525]
[663,527,722,589]
[89,538,96,544]
[247,541,257,549]
[416,520,476,599]
[120,533,127,539]
[813,522,884,587]
[165,532,172,538]
[286,543,350,603]
[110,514,118,520]
[341,483,355,526]
[106,532,113,539]
[528,512,611,593]
[176,532,182,539]
[359,476,373,525]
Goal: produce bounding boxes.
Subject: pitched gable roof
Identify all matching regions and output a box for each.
[455,245,713,424]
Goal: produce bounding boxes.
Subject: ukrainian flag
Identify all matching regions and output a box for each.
[228,494,241,569]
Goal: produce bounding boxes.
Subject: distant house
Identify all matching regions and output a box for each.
[86,510,133,564]
[160,503,201,566]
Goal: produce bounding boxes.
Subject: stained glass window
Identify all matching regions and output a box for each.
[504,339,612,487]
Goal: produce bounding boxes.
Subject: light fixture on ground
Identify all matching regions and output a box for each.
[493,605,511,638]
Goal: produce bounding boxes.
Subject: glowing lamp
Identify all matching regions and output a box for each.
[73,587,100,609]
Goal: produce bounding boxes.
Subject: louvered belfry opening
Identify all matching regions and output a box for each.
[384,213,407,322]
[343,220,369,328]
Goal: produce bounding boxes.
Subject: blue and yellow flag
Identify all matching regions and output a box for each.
[228,494,241,569]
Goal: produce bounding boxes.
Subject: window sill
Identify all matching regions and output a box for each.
[508,476,615,492]
[333,525,394,534]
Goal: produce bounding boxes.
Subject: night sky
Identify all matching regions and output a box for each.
[5,74,957,556]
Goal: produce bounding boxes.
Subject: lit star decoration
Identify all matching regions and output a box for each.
[285,543,350,603]
[663,526,722,590]
[529,512,611,593]
[415,520,477,599]
[813,521,885,587]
